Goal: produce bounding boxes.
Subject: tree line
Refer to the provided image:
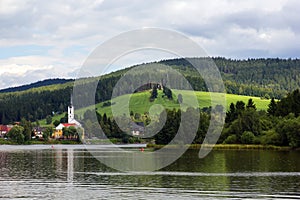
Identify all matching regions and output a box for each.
[5,118,53,144]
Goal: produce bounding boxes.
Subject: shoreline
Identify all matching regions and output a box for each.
[0,138,81,145]
[0,138,297,151]
[0,143,147,151]
[147,144,296,151]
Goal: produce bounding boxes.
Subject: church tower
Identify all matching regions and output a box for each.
[68,94,74,123]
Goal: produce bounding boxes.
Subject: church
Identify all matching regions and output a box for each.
[53,95,84,139]
[67,94,81,127]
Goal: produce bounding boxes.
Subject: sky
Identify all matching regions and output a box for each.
[0,0,300,89]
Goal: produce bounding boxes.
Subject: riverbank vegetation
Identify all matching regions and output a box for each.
[0,138,80,145]
[147,144,294,151]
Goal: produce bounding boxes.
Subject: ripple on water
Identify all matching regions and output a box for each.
[0,148,299,199]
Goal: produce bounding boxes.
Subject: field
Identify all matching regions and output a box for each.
[39,90,271,125]
[93,90,271,116]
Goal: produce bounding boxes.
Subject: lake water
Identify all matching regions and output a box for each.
[0,145,299,199]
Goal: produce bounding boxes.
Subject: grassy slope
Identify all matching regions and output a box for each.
[39,90,270,125]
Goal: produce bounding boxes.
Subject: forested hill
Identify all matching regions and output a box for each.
[160,57,300,98]
[0,78,74,93]
[1,57,300,124]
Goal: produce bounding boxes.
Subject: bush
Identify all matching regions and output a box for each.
[46,115,52,125]
[223,135,237,144]
[241,131,255,144]
[128,136,141,144]
[260,130,281,145]
[7,125,25,144]
[53,120,60,127]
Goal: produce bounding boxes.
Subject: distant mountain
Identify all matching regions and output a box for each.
[0,78,74,93]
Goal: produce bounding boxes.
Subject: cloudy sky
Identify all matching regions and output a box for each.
[0,0,300,89]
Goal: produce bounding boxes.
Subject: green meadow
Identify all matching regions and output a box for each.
[39,90,271,125]
[94,90,270,116]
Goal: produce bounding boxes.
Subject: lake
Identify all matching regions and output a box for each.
[0,145,299,199]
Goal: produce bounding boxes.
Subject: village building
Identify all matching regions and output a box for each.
[32,126,46,139]
[53,95,84,139]
[53,123,77,138]
[131,122,145,136]
[0,125,13,137]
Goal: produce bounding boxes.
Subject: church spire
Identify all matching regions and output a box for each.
[70,93,73,107]
[68,92,74,123]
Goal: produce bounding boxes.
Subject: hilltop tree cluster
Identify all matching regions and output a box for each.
[150,84,173,102]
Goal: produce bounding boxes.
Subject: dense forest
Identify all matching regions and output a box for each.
[1,57,300,124]
[161,57,300,98]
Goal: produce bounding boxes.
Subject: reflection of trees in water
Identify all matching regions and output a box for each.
[0,148,300,196]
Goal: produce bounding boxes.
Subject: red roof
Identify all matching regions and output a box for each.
[62,123,77,127]
[0,125,11,132]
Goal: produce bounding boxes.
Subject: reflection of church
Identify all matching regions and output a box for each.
[53,95,84,139]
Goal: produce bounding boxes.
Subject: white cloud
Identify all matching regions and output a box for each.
[0,0,300,89]
[0,0,31,15]
[0,55,81,89]
[0,64,53,76]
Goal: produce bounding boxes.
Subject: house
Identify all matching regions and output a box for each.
[131,122,145,136]
[0,125,13,137]
[53,123,78,138]
[53,94,84,139]
[32,127,46,139]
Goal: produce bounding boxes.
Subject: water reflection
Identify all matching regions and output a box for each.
[67,149,74,183]
[0,146,299,199]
